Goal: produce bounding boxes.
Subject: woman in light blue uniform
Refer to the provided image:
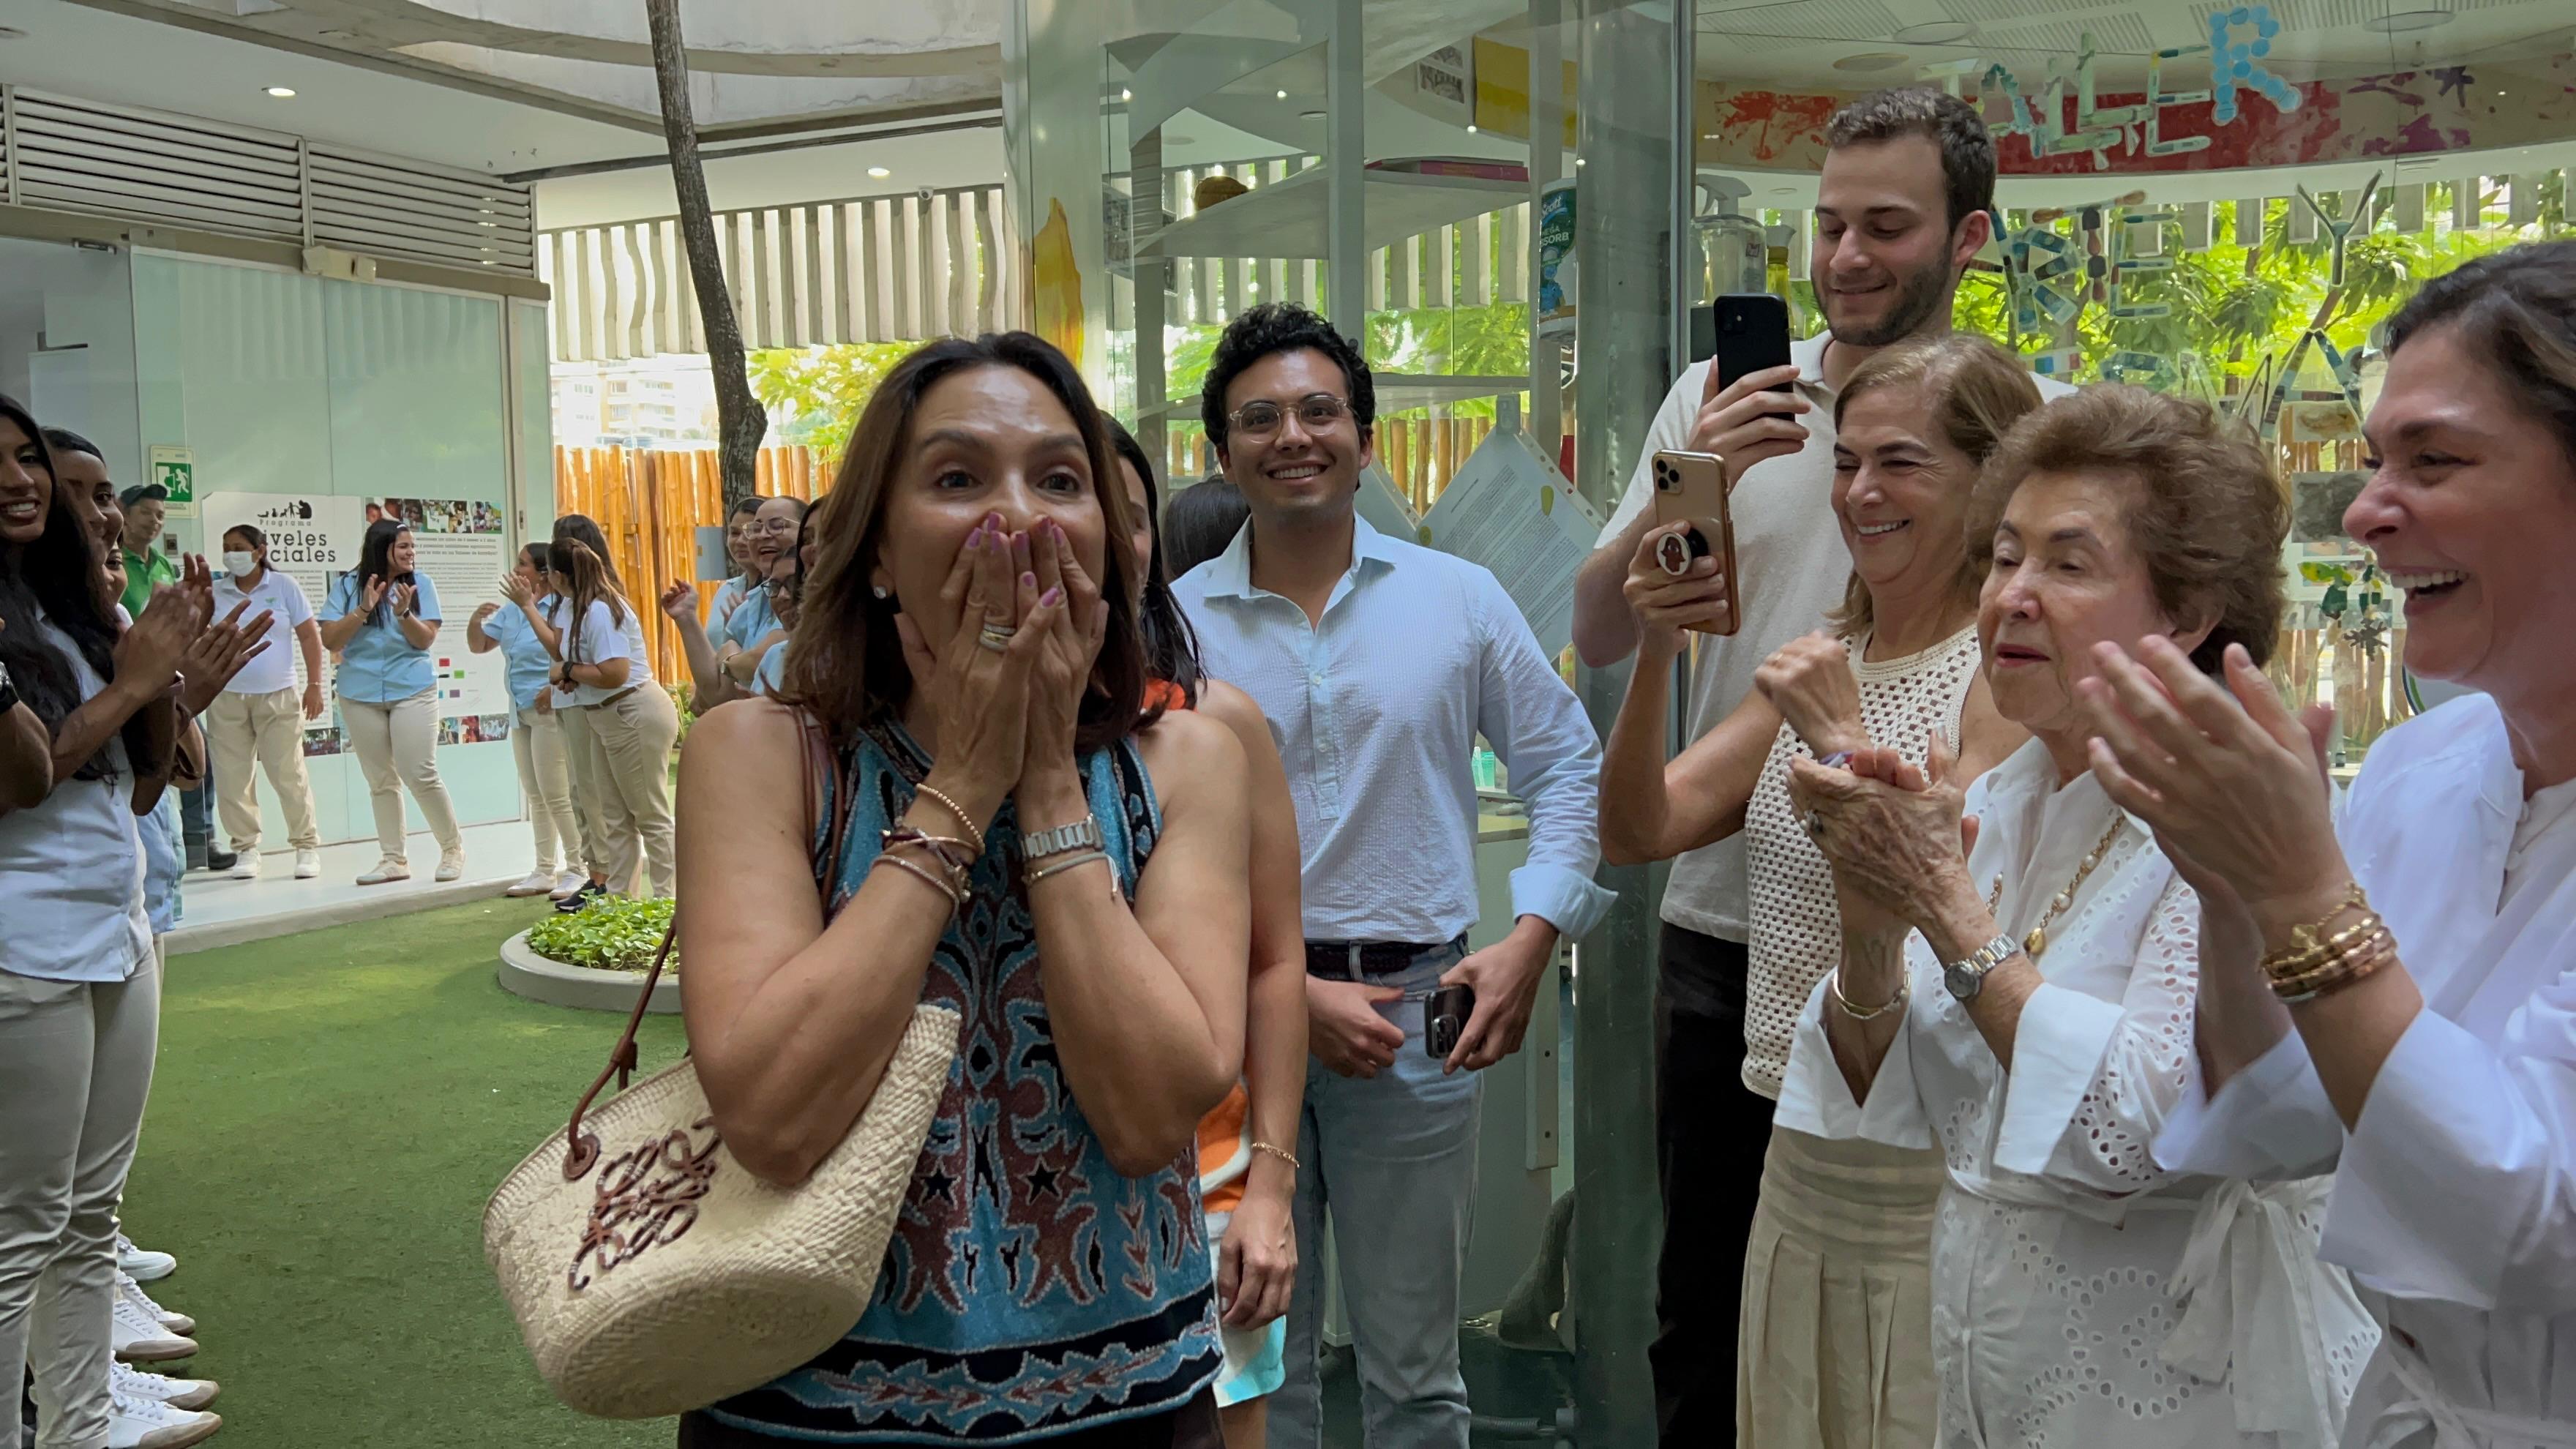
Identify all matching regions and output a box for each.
[469,541,588,900]
[318,519,463,886]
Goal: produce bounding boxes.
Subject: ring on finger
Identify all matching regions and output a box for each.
[977,625,1014,652]
[1803,809,1825,839]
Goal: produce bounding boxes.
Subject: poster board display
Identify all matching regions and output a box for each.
[1416,429,1600,662]
[199,492,514,752]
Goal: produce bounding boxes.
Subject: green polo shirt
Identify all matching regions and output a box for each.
[119,546,178,620]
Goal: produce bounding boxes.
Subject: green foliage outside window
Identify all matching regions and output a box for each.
[738,179,2564,456]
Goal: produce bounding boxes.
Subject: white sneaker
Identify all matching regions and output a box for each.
[113,1361,220,1412]
[106,1388,221,1448]
[119,1270,192,1335]
[111,1289,198,1362]
[435,848,466,883]
[550,870,588,899]
[293,848,321,879]
[118,1232,176,1282]
[504,869,556,898]
[228,853,260,880]
[355,858,410,886]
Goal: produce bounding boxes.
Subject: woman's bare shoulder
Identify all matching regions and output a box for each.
[1134,708,1248,808]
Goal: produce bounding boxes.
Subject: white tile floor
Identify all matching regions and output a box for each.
[162,819,542,954]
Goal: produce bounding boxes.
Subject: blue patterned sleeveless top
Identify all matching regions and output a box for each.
[705,722,1221,1443]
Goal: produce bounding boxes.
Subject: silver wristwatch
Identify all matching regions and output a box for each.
[1942,934,2018,1003]
[1022,815,1104,861]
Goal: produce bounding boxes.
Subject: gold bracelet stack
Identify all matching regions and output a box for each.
[910,783,986,855]
[877,826,977,917]
[2259,882,2395,1003]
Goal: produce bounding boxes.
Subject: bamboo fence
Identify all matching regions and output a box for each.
[551,444,826,692]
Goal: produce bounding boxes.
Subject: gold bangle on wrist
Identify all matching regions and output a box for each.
[1827,967,1907,1022]
[1251,1140,1300,1172]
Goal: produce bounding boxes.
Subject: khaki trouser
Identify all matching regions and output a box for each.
[512,705,585,877]
[340,689,463,863]
[0,947,160,1449]
[205,684,320,853]
[564,685,678,897]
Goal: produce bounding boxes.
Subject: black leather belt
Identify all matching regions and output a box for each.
[1305,937,1463,976]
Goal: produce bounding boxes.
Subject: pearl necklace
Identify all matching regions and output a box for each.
[1987,814,2126,959]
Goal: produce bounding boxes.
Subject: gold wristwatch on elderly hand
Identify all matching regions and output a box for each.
[1942,934,2018,1003]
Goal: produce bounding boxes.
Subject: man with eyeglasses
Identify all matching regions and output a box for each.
[1172,302,1614,1449]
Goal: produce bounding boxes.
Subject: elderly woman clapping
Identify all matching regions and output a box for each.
[2094,239,2576,1448]
[1775,385,2375,1448]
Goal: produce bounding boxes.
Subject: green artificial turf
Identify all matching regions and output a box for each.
[126,897,688,1448]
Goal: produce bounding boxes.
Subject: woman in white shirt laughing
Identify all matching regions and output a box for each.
[2093,239,2576,1447]
[1778,384,2375,1448]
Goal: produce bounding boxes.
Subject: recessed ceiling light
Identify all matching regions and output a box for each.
[1833,52,1911,72]
[867,166,891,179]
[1466,124,1478,133]
[1573,156,1586,167]
[2364,8,2454,31]
[264,86,297,98]
[1120,88,1132,102]
[1890,20,1972,45]
[1276,89,1289,100]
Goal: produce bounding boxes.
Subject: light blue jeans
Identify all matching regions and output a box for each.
[1273,940,1481,1449]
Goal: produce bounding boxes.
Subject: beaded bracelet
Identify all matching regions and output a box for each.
[1251,1140,1300,1171]
[910,784,986,855]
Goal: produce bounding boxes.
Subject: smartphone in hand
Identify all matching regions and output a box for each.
[1425,984,1475,1060]
[1714,293,1794,395]
[1650,450,1742,636]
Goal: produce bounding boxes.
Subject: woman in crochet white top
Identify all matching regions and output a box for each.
[1598,333,2035,1443]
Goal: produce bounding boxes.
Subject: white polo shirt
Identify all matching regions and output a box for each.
[212,566,318,697]
[1596,332,2073,946]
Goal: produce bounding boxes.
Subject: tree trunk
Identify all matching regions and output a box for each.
[645,0,766,510]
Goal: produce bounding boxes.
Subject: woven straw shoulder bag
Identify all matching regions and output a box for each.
[483,713,959,1420]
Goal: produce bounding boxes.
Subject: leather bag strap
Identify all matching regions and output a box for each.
[559,708,849,1180]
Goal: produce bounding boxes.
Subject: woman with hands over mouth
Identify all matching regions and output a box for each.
[2095,240,2576,1449]
[673,334,1248,1448]
[1778,384,2373,1448]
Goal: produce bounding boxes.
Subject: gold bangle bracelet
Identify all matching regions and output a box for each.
[1827,967,1907,1022]
[2258,882,2370,970]
[2261,907,2384,979]
[2270,925,2396,1002]
[1251,1140,1300,1171]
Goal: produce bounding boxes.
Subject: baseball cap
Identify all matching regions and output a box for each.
[119,482,170,509]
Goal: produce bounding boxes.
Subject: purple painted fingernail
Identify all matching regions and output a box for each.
[1022,572,1038,589]
[1041,586,1064,607]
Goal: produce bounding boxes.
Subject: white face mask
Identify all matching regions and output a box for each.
[223,551,258,578]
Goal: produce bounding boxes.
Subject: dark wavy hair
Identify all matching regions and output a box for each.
[1103,413,1202,708]
[2382,239,2576,469]
[0,394,140,779]
[353,520,417,631]
[781,332,1149,750]
[1163,476,1250,580]
[1199,302,1377,454]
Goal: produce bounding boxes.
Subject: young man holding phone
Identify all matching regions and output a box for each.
[1567,86,2071,1446]
[1173,302,1614,1449]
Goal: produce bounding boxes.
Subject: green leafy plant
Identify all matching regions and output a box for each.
[524,896,676,974]
[745,341,924,466]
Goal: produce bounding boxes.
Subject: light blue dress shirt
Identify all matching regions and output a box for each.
[142,790,181,935]
[481,597,558,712]
[1173,516,1614,945]
[327,571,443,703]
[560,597,653,706]
[722,583,781,652]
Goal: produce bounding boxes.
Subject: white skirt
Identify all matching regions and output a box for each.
[1738,1125,1944,1449]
